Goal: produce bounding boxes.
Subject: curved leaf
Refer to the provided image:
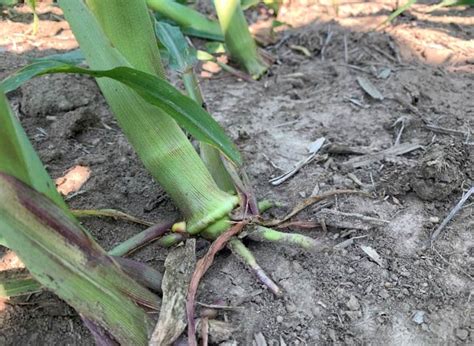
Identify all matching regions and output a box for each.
[1,60,241,165]
[154,21,197,73]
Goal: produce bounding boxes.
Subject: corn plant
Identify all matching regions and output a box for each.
[382,0,474,26]
[147,0,269,79]
[0,92,161,345]
[214,0,269,79]
[1,0,324,343]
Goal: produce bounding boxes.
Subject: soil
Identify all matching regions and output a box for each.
[1,1,473,345]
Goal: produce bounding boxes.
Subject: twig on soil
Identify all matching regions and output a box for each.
[342,142,422,169]
[271,32,292,50]
[370,44,398,63]
[343,33,348,63]
[425,124,471,141]
[71,208,154,226]
[215,60,254,82]
[327,144,370,155]
[392,116,409,146]
[262,153,282,170]
[276,220,320,229]
[317,208,389,230]
[187,221,247,346]
[431,187,474,243]
[196,302,242,311]
[263,190,368,227]
[432,247,473,280]
[338,63,371,74]
[344,96,369,109]
[321,26,333,61]
[269,138,325,186]
[334,235,368,249]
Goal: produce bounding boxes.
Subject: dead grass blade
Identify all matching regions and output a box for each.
[149,240,196,345]
[263,190,367,226]
[186,221,247,346]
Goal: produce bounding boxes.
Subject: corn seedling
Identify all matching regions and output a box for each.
[1,0,354,343]
[148,0,268,79]
[214,0,269,79]
[148,0,224,41]
[381,0,474,26]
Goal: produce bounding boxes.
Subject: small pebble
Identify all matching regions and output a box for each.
[455,328,469,341]
[285,303,296,313]
[400,271,411,278]
[346,295,360,311]
[412,310,426,325]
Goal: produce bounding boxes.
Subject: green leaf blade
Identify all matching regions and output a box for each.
[0,173,159,344]
[154,21,197,72]
[1,61,241,165]
[0,270,42,297]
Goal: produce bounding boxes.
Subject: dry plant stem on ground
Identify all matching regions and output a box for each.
[187,221,247,346]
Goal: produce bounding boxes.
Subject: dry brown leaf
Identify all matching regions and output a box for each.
[149,240,196,346]
[0,250,25,271]
[55,165,91,196]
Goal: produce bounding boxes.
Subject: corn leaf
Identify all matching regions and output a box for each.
[154,21,197,73]
[0,92,66,209]
[0,0,19,6]
[381,0,417,25]
[435,0,474,6]
[32,49,85,64]
[148,0,224,41]
[0,173,159,344]
[241,0,260,9]
[25,0,39,34]
[0,269,42,297]
[1,60,241,165]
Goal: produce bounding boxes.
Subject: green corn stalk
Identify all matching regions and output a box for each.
[380,0,417,26]
[26,0,39,34]
[147,0,224,41]
[154,21,236,193]
[57,0,239,234]
[214,0,268,79]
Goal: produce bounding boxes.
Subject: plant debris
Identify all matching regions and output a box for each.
[149,240,196,346]
[356,76,384,101]
[360,245,385,268]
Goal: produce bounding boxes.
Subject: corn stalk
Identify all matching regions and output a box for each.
[214,0,268,79]
[58,0,239,234]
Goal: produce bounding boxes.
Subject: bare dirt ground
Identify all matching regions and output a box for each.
[0,1,473,345]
